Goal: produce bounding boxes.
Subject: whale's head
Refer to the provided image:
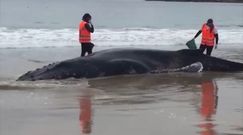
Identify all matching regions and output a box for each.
[17,58,100,81]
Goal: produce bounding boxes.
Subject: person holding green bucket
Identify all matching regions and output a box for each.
[192,19,219,56]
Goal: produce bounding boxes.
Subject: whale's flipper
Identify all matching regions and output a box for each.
[179,62,203,72]
[151,62,203,73]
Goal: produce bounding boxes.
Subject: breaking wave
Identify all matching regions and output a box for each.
[0,27,242,48]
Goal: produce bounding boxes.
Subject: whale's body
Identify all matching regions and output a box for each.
[17,49,243,81]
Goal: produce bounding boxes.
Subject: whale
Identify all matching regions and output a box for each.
[17,48,243,81]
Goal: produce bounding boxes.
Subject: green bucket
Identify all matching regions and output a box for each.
[186,39,197,49]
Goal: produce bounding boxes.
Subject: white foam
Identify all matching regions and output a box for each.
[0,27,242,48]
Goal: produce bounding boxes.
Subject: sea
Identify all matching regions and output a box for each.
[0,0,243,48]
[0,0,243,135]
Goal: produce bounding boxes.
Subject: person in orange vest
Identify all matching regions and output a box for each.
[79,13,95,57]
[194,19,219,56]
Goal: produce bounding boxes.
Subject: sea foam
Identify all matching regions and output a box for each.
[0,27,242,48]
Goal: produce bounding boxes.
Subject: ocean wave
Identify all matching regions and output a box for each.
[0,27,243,48]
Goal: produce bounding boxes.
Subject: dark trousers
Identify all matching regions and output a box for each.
[81,43,94,57]
[199,44,214,56]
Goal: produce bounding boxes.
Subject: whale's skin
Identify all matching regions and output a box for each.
[17,48,243,81]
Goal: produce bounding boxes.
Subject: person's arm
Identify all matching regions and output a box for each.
[194,30,202,39]
[85,23,94,33]
[214,33,219,49]
[215,34,218,45]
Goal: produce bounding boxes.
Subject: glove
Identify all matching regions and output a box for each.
[88,23,93,28]
[215,44,218,49]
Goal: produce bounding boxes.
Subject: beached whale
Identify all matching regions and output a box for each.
[17,48,243,81]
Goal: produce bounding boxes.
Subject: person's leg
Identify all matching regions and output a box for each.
[87,43,94,55]
[81,43,86,57]
[206,46,213,56]
[199,44,206,54]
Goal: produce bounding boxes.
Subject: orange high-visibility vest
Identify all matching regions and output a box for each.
[79,21,91,43]
[201,23,215,46]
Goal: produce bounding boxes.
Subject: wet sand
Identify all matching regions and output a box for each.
[0,46,243,135]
